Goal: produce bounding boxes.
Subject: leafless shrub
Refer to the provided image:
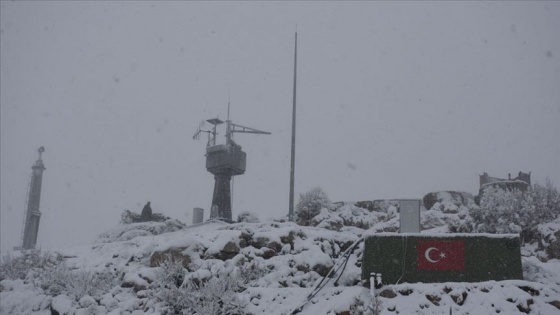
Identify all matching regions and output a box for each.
[37,264,118,300]
[0,250,62,281]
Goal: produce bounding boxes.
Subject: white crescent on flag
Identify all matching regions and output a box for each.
[425,247,442,263]
[418,240,463,271]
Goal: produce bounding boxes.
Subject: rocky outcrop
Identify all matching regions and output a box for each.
[423,191,476,213]
[218,241,240,261]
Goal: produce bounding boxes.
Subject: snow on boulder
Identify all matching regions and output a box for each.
[238,211,260,223]
[540,219,560,260]
[202,229,243,260]
[0,288,51,315]
[149,247,192,269]
[118,229,152,241]
[423,191,476,213]
[310,204,394,231]
[374,280,560,314]
[121,272,150,292]
[99,293,118,312]
[312,208,344,230]
[51,294,73,315]
[420,207,470,231]
[219,241,241,260]
[78,295,96,308]
[97,220,186,243]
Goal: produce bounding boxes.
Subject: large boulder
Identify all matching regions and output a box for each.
[423,191,476,213]
[536,218,560,260]
[219,241,240,261]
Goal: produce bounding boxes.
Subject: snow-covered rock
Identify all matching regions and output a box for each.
[423,191,477,213]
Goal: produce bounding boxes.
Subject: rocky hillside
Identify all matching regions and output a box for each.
[1,196,560,314]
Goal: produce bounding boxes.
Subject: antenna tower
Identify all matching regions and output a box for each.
[193,102,270,222]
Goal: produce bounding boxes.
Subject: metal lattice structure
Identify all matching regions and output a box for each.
[20,147,46,250]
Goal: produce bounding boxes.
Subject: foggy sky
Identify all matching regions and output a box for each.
[1,2,559,251]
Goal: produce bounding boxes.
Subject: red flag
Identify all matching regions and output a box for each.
[417,240,465,271]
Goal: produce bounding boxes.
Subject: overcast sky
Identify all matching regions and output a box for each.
[1,2,559,251]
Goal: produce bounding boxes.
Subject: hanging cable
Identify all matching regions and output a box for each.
[289,237,364,315]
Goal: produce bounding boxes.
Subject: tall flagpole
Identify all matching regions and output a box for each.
[289,32,297,221]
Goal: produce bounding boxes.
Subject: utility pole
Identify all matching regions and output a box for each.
[289,32,298,221]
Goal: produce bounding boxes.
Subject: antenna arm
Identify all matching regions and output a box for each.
[192,130,201,140]
[231,123,271,135]
[192,129,212,140]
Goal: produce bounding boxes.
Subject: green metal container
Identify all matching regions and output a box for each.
[362,233,523,284]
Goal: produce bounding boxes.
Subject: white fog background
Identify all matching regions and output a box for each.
[1,2,559,251]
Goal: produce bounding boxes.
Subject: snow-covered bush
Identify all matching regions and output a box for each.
[464,181,560,236]
[155,259,247,315]
[469,186,533,234]
[1,251,117,304]
[121,209,142,224]
[531,179,560,224]
[156,258,190,314]
[184,275,248,315]
[237,260,268,286]
[159,256,187,289]
[0,250,62,281]
[349,296,374,315]
[237,212,260,223]
[448,214,476,233]
[37,264,118,300]
[296,186,331,226]
[448,181,560,237]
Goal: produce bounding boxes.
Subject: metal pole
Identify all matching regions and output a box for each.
[289,32,297,221]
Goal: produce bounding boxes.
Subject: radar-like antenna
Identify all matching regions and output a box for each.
[206,117,224,147]
[193,118,224,147]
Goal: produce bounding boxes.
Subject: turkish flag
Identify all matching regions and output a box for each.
[417,240,465,271]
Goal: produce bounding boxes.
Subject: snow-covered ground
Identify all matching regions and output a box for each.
[2,202,560,315]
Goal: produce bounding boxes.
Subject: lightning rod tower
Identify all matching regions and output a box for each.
[20,146,46,250]
[193,106,270,222]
